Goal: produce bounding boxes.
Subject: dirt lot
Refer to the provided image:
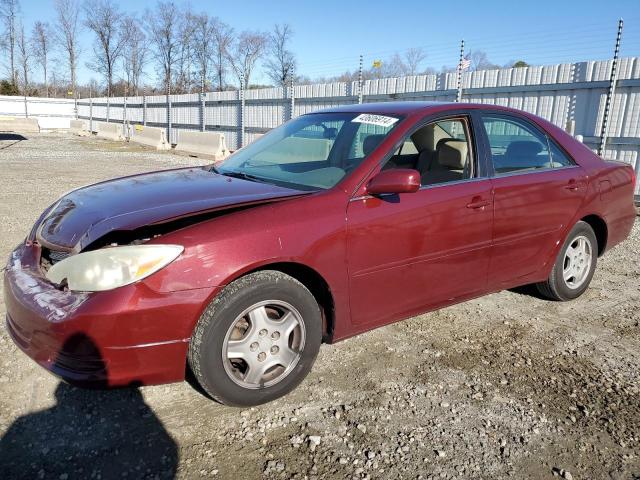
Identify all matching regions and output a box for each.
[0,132,638,480]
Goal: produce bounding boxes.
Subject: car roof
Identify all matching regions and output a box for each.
[311,101,523,117]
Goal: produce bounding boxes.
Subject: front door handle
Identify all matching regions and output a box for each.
[466,197,491,210]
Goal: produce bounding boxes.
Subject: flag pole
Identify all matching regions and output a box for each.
[456,40,465,103]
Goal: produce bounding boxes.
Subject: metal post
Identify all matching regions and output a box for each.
[200,76,206,132]
[23,92,27,118]
[123,94,128,139]
[106,95,110,122]
[166,80,172,145]
[456,40,465,103]
[142,86,147,126]
[357,55,363,104]
[89,83,93,132]
[239,73,245,148]
[598,19,623,157]
[289,71,295,121]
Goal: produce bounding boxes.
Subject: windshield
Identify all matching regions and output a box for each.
[216,112,403,191]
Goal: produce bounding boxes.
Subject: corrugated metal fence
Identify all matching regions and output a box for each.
[0,95,76,129]
[76,57,640,192]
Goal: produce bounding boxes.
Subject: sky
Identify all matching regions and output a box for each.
[16,0,640,87]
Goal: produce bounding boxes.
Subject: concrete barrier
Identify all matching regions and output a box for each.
[0,116,40,133]
[130,124,170,150]
[69,119,89,136]
[95,121,123,141]
[175,131,229,160]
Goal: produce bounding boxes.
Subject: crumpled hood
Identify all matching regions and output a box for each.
[37,167,305,251]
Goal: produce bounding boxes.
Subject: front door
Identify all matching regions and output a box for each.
[346,115,493,328]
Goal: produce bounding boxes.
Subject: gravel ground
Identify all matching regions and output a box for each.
[0,132,638,480]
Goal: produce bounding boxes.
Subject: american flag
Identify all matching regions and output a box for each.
[459,55,471,71]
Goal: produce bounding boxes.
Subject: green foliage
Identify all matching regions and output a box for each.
[513,60,529,68]
[0,80,20,96]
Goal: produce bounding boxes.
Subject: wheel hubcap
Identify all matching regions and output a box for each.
[563,235,592,289]
[222,300,306,389]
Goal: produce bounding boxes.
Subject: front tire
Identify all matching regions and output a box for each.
[188,270,322,407]
[536,221,598,301]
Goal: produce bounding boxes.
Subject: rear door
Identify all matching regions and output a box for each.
[346,114,493,328]
[479,113,587,289]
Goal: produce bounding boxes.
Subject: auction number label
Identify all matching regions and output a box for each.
[351,114,399,128]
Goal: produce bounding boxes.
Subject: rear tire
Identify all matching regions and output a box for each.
[188,270,322,407]
[536,221,597,301]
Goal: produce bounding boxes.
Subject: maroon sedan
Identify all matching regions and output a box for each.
[4,102,636,406]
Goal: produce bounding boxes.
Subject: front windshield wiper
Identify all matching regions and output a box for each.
[219,170,268,183]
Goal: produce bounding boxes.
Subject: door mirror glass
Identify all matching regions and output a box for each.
[366,169,420,195]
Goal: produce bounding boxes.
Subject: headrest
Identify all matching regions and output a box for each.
[436,139,468,170]
[410,125,435,151]
[505,141,542,158]
[362,134,385,156]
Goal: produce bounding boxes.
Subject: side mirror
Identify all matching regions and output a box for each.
[366,169,421,195]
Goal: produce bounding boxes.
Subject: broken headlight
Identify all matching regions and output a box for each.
[46,245,183,292]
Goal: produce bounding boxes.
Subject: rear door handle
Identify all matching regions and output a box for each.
[466,197,491,210]
[563,179,581,191]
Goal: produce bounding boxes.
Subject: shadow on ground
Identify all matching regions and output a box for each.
[0,132,27,149]
[0,334,178,479]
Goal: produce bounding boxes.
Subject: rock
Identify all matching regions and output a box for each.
[435,450,446,458]
[308,435,322,452]
[290,434,304,447]
[357,424,367,434]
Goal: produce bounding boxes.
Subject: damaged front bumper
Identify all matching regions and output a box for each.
[3,243,214,387]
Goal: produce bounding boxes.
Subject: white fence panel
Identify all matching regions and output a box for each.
[67,57,640,191]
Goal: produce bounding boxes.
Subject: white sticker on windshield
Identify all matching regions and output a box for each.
[352,114,399,128]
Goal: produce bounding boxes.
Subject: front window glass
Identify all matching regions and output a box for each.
[217,112,402,190]
[383,117,474,187]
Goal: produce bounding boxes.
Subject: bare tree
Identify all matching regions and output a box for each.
[227,30,267,88]
[174,7,195,93]
[378,53,406,78]
[31,21,51,96]
[264,23,295,87]
[467,50,499,71]
[190,12,215,91]
[83,0,127,96]
[404,47,426,76]
[121,16,147,95]
[15,19,28,92]
[0,0,19,85]
[54,0,81,97]
[211,18,233,91]
[145,1,181,94]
